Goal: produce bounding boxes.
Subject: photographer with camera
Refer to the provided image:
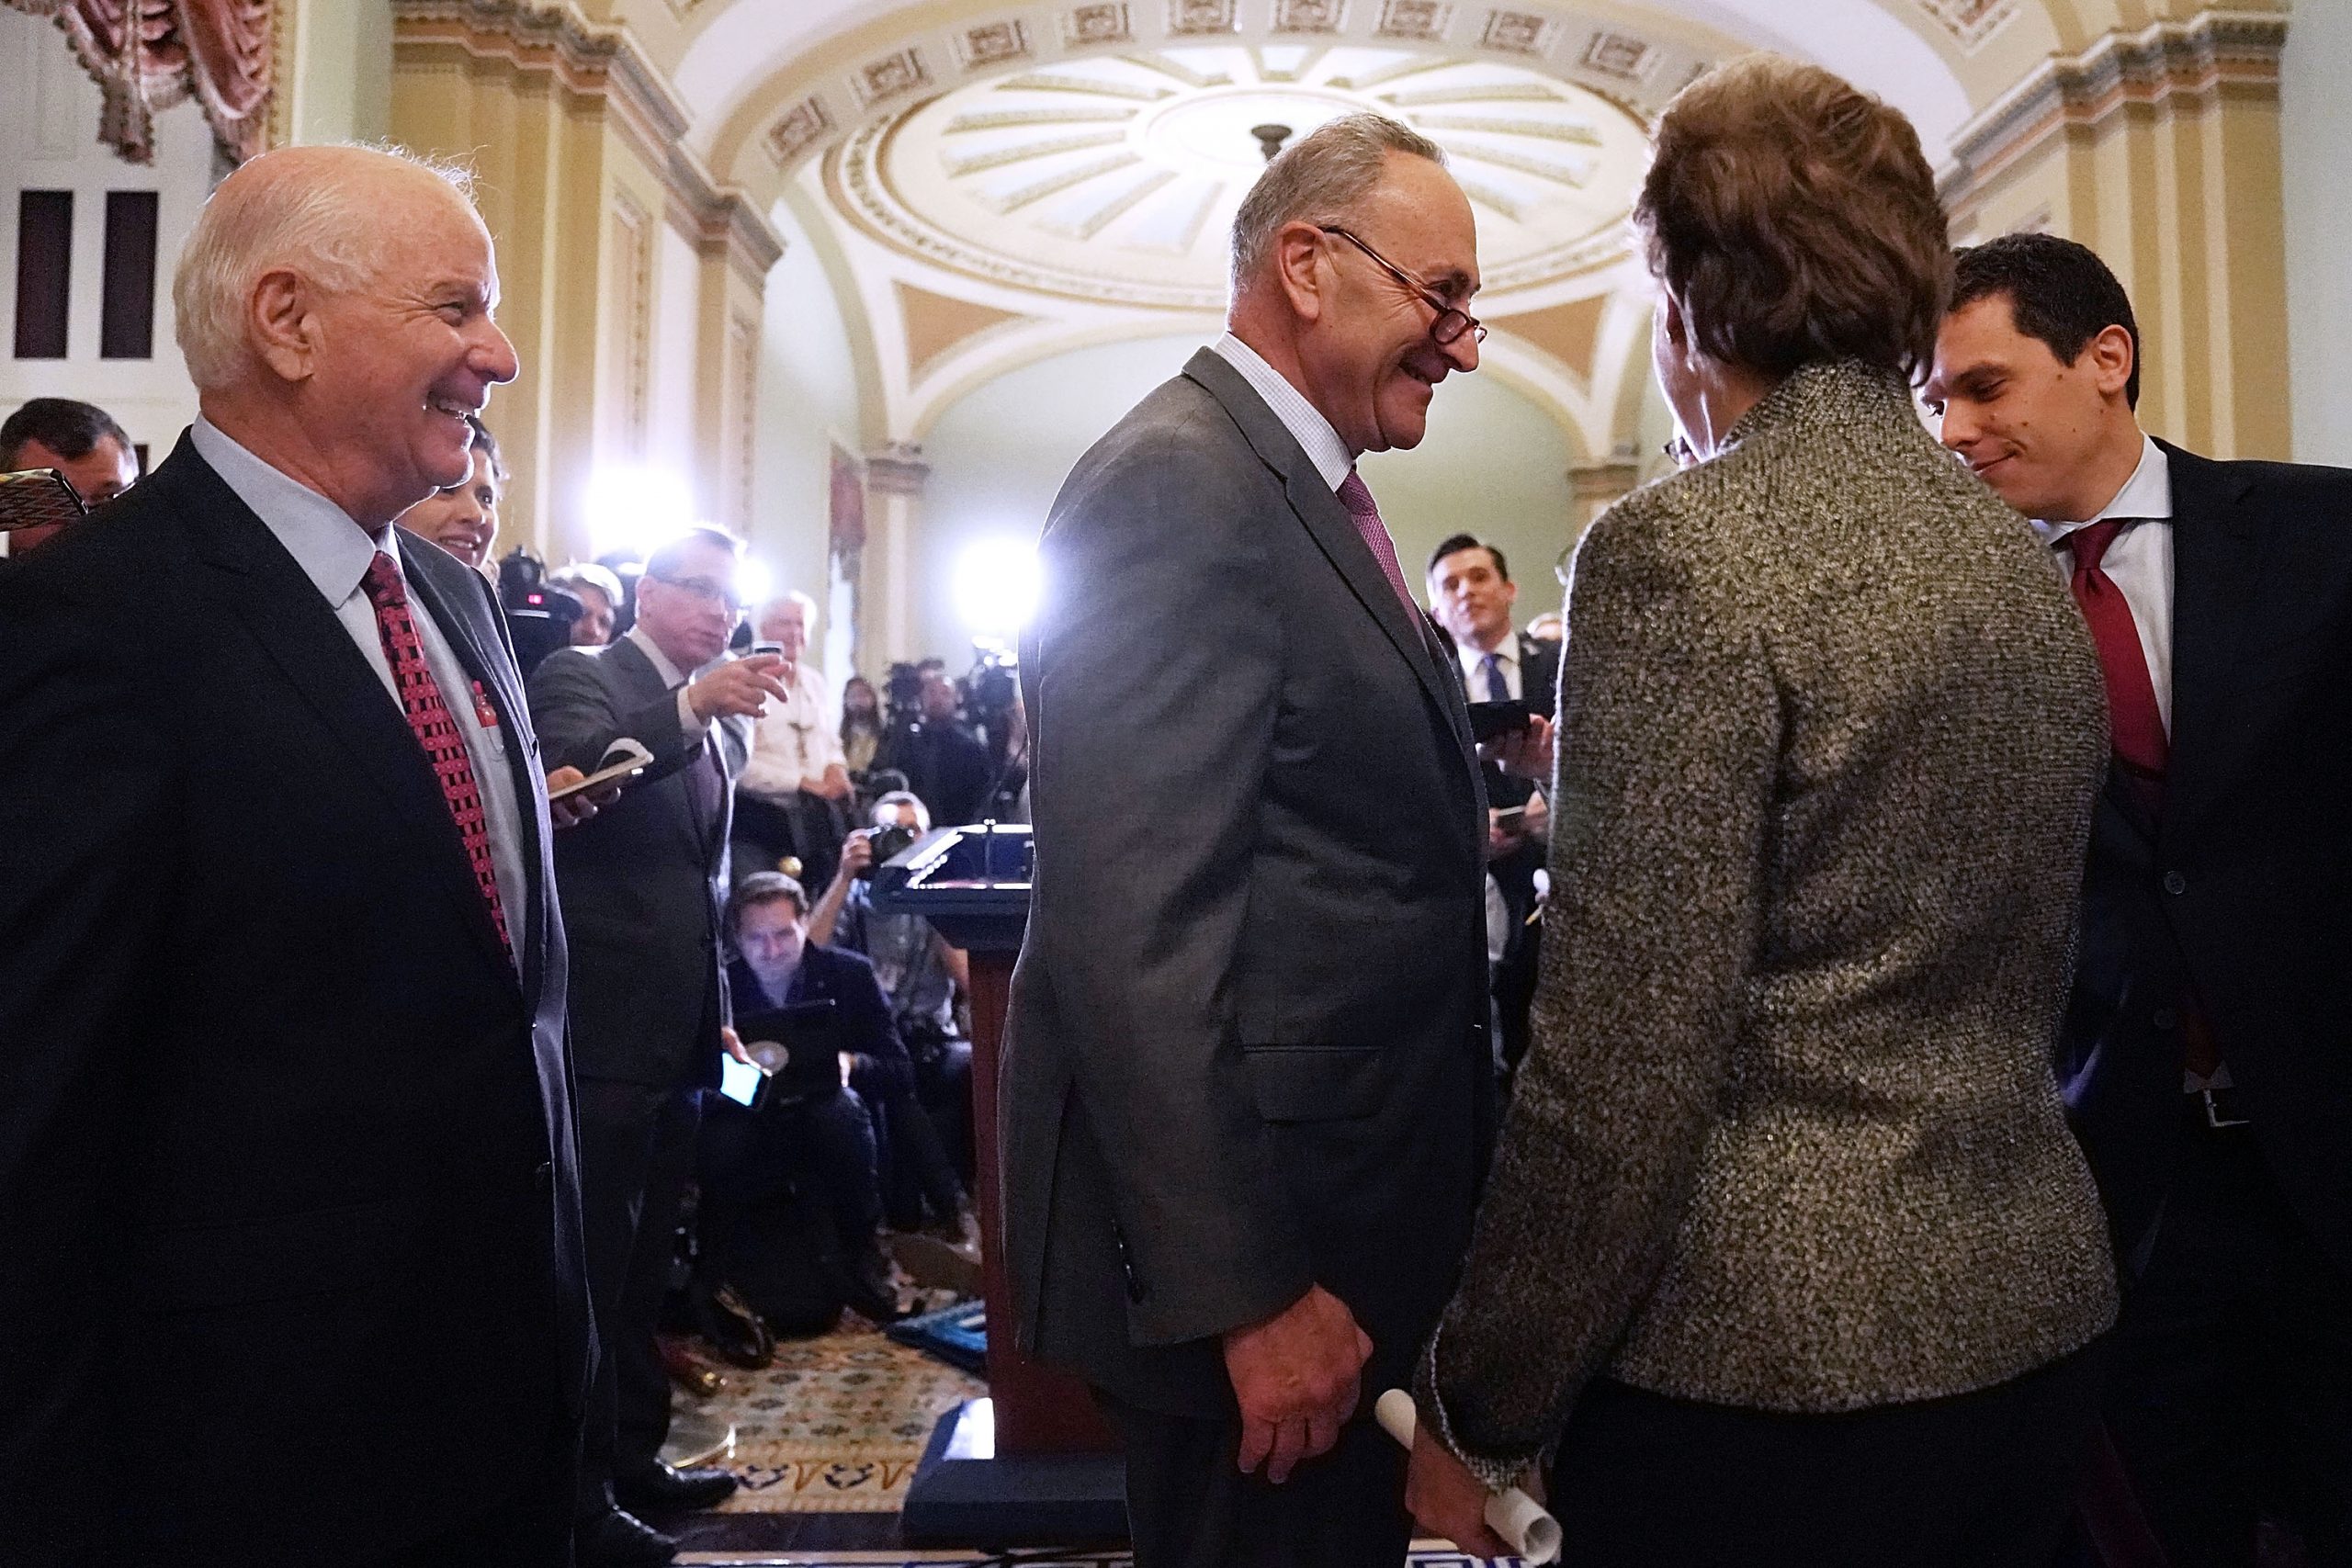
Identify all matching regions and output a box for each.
[702,874,908,1331]
[874,666,993,830]
[549,562,623,647]
[808,792,978,1255]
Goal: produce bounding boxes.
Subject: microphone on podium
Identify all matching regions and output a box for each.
[1374,1388,1563,1565]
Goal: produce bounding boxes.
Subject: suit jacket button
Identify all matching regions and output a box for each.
[534,1160,553,1193]
[2163,871,2187,896]
[2152,1008,2177,1031]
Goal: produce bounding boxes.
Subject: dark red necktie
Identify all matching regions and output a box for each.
[2064,520,2167,818]
[361,552,513,958]
[2064,522,2222,1077]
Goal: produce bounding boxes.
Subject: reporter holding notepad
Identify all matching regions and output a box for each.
[526,524,783,1564]
[1408,58,2117,1565]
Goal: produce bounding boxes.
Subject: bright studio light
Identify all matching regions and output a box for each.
[955,538,1041,637]
[735,557,775,612]
[582,466,695,560]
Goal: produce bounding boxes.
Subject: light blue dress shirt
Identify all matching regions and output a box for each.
[190,417,530,967]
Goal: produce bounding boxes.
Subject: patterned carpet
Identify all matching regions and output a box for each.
[667,1322,1527,1563]
[678,1552,1516,1565]
[690,1318,985,1516]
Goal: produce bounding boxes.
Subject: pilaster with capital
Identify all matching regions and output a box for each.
[863,443,931,674]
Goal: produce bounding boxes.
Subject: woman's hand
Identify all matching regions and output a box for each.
[1403,1425,1512,1557]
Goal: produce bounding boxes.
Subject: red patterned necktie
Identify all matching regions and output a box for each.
[361,551,513,959]
[1335,469,1421,621]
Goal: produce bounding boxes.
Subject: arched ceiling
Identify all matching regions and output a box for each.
[842,43,1654,310]
[574,0,2138,456]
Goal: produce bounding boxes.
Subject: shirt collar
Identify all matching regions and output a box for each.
[1458,637,1515,672]
[190,415,392,606]
[627,623,688,688]
[1209,332,1355,491]
[2030,434,2172,548]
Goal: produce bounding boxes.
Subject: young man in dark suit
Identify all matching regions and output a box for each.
[527,525,778,1566]
[1427,534,1559,1074]
[1003,113,1495,1566]
[0,146,594,1566]
[1928,232,2352,1568]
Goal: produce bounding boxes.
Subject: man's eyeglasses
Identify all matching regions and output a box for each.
[1317,226,1486,347]
[646,572,745,616]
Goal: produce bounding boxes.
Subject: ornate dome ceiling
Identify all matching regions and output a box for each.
[830,43,1654,310]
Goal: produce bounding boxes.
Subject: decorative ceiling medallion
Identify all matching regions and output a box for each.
[833,45,1648,309]
[1579,32,1653,81]
[957,20,1033,70]
[1378,1,1453,41]
[1063,3,1134,46]
[1483,10,1552,54]
[856,48,933,107]
[1169,0,1238,36]
[765,96,834,164]
[1914,0,2018,50]
[1272,0,1347,34]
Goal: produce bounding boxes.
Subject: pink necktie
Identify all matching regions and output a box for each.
[1335,469,1420,621]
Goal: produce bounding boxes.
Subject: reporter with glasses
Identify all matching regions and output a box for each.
[526,525,781,1566]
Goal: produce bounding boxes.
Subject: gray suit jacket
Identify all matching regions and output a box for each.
[528,636,751,1088]
[1003,348,1496,1418]
[1421,360,2120,1481]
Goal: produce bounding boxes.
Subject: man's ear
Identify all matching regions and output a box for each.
[1272,220,1329,325]
[249,267,319,384]
[2086,322,2135,401]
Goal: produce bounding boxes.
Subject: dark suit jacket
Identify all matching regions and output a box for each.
[1003,347,1494,1418]
[0,434,590,1563]
[724,944,913,1099]
[2061,439,2352,1278]
[529,636,750,1089]
[1475,632,1561,908]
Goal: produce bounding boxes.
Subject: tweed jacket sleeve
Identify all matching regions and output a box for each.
[1418,479,1778,1485]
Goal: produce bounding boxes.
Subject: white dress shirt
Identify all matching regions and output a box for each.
[739,660,845,803]
[2030,434,2176,733]
[191,416,529,959]
[1455,636,1521,702]
[1210,333,1355,487]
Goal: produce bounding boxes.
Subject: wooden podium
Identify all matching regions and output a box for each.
[872,825,1126,1544]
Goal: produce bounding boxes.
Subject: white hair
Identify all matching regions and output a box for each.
[548,561,624,607]
[172,144,480,390]
[1228,113,1444,298]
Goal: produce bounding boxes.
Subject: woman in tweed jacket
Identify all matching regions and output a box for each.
[1407,57,2119,1564]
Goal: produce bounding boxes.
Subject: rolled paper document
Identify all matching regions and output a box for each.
[1375,1388,1563,1566]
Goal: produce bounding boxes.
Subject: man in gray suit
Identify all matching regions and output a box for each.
[1003,114,1495,1567]
[528,525,779,1567]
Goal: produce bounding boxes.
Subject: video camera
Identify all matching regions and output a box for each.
[859,823,921,878]
[496,550,583,678]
